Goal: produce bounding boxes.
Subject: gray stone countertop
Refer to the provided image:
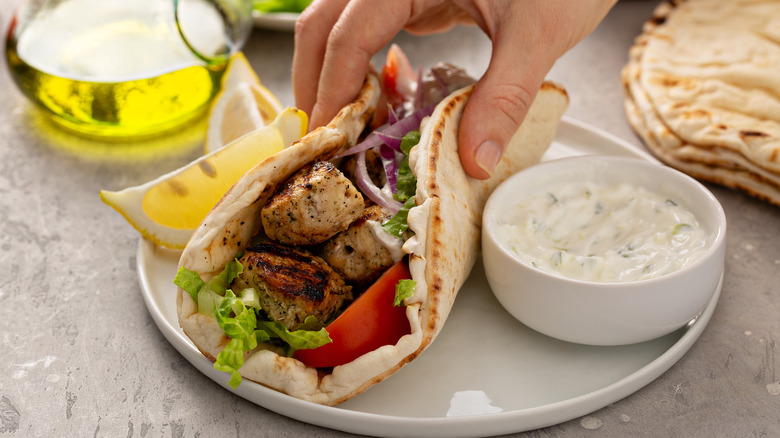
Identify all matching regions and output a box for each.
[1,1,779,437]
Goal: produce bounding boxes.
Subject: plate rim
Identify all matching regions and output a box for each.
[137,118,719,437]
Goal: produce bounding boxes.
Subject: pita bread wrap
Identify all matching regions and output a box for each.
[177,71,568,405]
[621,0,780,206]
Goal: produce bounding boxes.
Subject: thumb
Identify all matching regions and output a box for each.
[458,45,553,179]
[458,73,541,180]
[457,13,560,179]
[457,0,616,179]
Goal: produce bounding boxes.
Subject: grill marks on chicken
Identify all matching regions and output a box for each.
[233,159,403,330]
[318,205,396,288]
[233,242,353,330]
[261,161,364,246]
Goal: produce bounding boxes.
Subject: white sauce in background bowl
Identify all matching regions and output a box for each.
[496,181,709,283]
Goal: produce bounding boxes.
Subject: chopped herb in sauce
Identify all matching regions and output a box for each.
[497,181,709,282]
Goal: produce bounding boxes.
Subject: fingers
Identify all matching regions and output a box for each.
[404,2,474,35]
[295,1,414,130]
[294,0,466,130]
[293,0,350,119]
[294,0,616,177]
[456,3,553,179]
[457,0,617,179]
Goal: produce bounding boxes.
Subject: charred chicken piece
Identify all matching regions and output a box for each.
[232,242,353,331]
[261,161,364,246]
[318,205,399,288]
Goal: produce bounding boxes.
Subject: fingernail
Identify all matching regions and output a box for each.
[475,140,501,176]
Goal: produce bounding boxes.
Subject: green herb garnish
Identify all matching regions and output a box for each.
[394,279,417,306]
[253,0,312,13]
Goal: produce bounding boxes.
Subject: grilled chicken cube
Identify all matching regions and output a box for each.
[261,161,364,246]
[232,242,353,331]
[318,205,400,288]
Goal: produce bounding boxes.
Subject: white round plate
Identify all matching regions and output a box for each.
[252,11,298,31]
[138,118,720,437]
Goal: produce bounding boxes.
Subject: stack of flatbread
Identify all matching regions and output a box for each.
[622,0,780,206]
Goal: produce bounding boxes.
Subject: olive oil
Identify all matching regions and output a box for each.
[6,48,223,139]
[5,0,230,139]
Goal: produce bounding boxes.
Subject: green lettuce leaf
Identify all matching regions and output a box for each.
[214,338,250,388]
[196,289,223,316]
[382,130,420,238]
[212,289,267,388]
[173,261,331,388]
[173,260,243,304]
[394,279,417,307]
[174,267,205,303]
[207,259,243,295]
[400,130,420,155]
[394,130,420,202]
[258,320,332,356]
[382,196,416,238]
[296,315,327,331]
[197,286,261,316]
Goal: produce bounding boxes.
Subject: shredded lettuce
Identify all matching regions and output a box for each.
[196,287,260,316]
[208,260,243,294]
[382,130,420,238]
[196,289,223,316]
[237,287,261,309]
[174,260,243,303]
[296,314,326,331]
[394,279,417,306]
[257,320,331,356]
[173,267,205,303]
[174,263,332,388]
[400,130,420,155]
[213,289,269,388]
[394,130,420,202]
[382,196,416,238]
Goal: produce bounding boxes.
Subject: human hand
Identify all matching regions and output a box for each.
[292,0,617,179]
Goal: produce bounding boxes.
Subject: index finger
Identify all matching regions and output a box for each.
[293,0,350,118]
[297,1,416,129]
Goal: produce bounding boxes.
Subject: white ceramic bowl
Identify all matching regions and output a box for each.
[482,155,726,346]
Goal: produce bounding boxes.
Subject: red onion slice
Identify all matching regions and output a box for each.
[374,132,403,152]
[387,104,399,125]
[379,145,400,192]
[335,104,434,158]
[355,150,403,213]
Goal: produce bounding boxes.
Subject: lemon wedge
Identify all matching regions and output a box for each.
[101,107,308,249]
[205,52,285,153]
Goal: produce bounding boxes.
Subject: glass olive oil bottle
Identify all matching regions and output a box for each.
[5,0,243,140]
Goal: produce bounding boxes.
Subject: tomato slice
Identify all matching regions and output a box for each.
[380,44,416,108]
[294,260,413,368]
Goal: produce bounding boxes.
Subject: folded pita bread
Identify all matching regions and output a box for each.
[621,0,780,207]
[177,71,568,405]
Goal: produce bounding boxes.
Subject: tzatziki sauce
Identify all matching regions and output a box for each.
[496,181,709,282]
